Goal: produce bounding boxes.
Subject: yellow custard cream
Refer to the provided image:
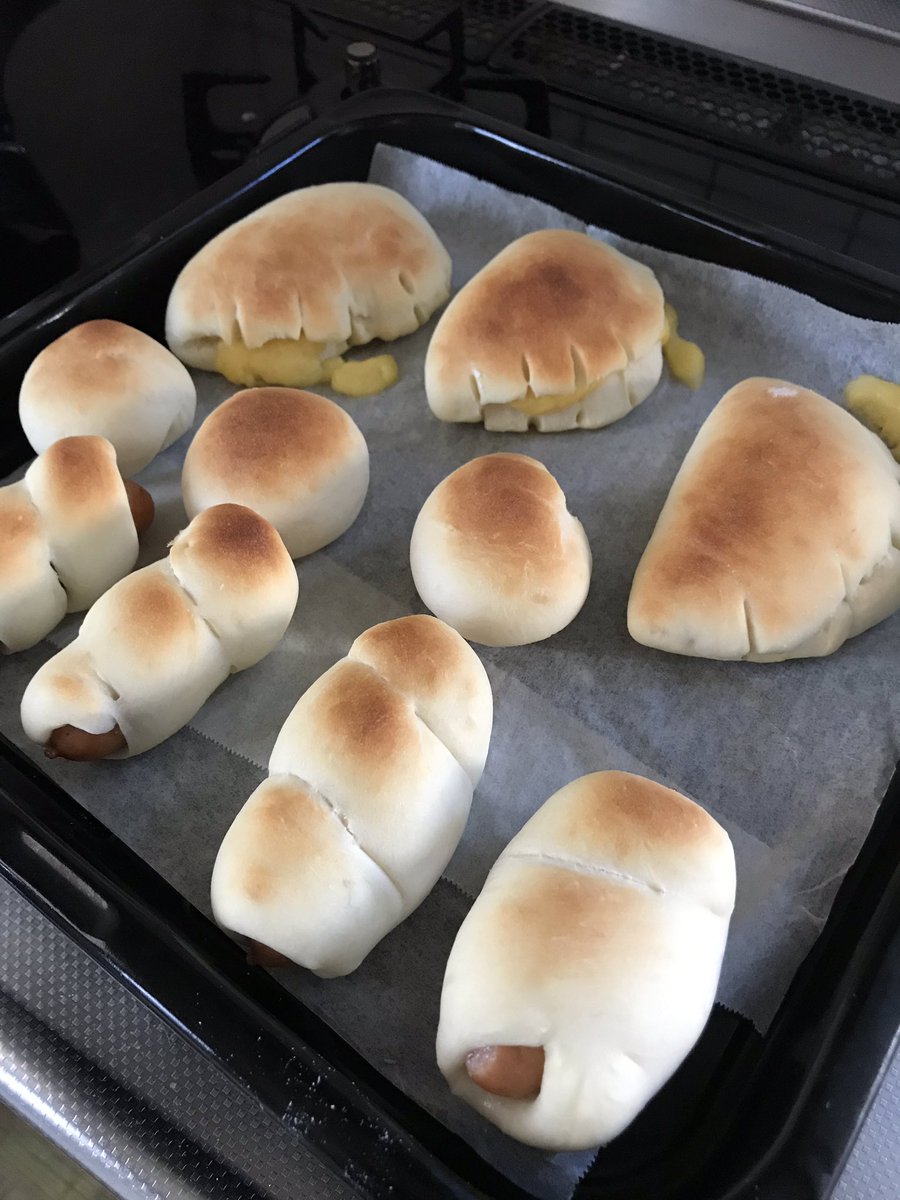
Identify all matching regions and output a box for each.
[846,374,900,461]
[214,336,399,397]
[215,335,330,388]
[662,303,705,390]
[330,355,399,397]
[510,381,596,418]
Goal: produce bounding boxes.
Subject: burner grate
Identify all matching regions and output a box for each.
[492,4,900,193]
[310,0,536,63]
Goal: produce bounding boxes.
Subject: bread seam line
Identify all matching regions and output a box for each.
[505,849,666,897]
[167,559,236,672]
[21,479,72,607]
[34,626,268,768]
[737,538,900,660]
[742,598,758,657]
[277,767,405,904]
[345,654,474,783]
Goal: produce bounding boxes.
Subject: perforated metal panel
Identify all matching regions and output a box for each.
[461,0,534,62]
[492,4,900,192]
[311,0,456,44]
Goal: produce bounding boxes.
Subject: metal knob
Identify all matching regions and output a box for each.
[344,41,381,93]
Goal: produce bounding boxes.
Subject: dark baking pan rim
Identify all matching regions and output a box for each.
[1,90,899,1200]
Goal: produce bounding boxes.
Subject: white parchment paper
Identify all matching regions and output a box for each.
[2,145,900,1198]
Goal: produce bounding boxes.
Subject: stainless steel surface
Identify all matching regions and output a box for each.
[564,1,900,102]
[0,877,356,1200]
[0,874,896,1198]
[747,0,900,42]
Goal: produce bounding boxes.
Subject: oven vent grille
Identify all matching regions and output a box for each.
[492,3,900,193]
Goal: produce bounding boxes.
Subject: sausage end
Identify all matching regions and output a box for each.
[247,940,291,968]
[124,479,155,535]
[46,723,127,761]
[465,1044,545,1099]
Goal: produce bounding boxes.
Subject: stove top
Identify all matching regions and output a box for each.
[2,0,899,322]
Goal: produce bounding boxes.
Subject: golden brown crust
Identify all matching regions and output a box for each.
[350,614,468,695]
[489,865,660,988]
[428,230,663,396]
[169,184,447,348]
[235,780,337,904]
[556,771,715,857]
[179,503,292,592]
[0,487,43,581]
[184,388,354,498]
[112,571,201,666]
[435,454,571,583]
[507,772,733,913]
[24,321,161,402]
[39,436,123,522]
[630,379,887,644]
[304,660,419,787]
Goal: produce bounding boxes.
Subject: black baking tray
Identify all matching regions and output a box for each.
[1,90,899,1200]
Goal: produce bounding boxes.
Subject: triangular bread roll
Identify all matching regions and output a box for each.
[628,378,900,661]
[425,230,665,431]
[165,183,451,383]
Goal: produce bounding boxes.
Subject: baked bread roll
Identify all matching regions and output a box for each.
[165,183,451,388]
[1,436,153,654]
[182,387,369,558]
[19,320,196,476]
[20,504,297,759]
[628,377,900,662]
[211,615,493,977]
[425,230,664,431]
[437,770,735,1151]
[410,453,591,646]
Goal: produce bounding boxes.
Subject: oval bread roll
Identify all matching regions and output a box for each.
[165,183,451,376]
[19,320,196,476]
[437,771,736,1150]
[425,230,665,432]
[182,387,369,558]
[20,504,298,757]
[628,378,900,661]
[410,453,592,646]
[211,615,493,977]
[1,436,141,653]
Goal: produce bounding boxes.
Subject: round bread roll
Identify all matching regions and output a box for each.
[425,230,665,432]
[410,453,592,646]
[19,320,196,476]
[437,771,736,1151]
[211,615,493,977]
[1,436,149,653]
[20,504,298,759]
[165,182,451,383]
[182,387,369,558]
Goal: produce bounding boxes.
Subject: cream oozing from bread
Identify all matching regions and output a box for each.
[165,182,451,383]
[425,230,665,432]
